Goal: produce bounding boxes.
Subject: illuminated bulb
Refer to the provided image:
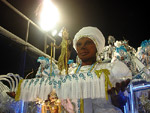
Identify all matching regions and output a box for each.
[40,0,59,31]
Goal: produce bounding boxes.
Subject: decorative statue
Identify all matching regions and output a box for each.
[52,28,72,75]
[36,56,50,77]
[121,39,136,55]
[137,39,150,68]
[135,39,150,80]
[101,35,116,62]
[112,40,138,75]
[41,90,61,113]
[35,56,59,77]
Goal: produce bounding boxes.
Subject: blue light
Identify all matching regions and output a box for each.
[123,82,150,113]
[124,102,129,113]
[133,84,150,91]
[124,105,127,113]
[21,100,24,113]
[130,84,134,113]
[38,104,42,113]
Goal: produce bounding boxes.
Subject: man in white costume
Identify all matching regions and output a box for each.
[64,26,132,113]
[11,26,132,113]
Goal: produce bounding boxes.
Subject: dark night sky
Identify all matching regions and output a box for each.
[0,0,150,76]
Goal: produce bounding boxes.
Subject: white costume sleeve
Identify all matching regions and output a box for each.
[109,60,132,86]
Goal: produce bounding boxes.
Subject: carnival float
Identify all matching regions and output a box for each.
[0,25,150,113]
[0,1,150,113]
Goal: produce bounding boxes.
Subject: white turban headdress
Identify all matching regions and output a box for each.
[73,26,105,55]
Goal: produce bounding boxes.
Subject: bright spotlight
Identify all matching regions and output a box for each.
[40,0,59,31]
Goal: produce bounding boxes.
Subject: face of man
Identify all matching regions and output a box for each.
[76,37,97,63]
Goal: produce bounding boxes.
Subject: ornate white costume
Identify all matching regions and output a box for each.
[16,59,132,113]
[14,26,132,113]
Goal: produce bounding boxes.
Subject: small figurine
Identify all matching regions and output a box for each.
[41,89,61,113]
[52,27,72,75]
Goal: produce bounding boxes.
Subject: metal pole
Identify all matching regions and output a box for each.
[25,21,30,42]
[21,20,30,78]
[53,41,56,59]
[44,35,47,53]
[50,43,53,75]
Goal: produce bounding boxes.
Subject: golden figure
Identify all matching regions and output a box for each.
[41,90,61,113]
[52,28,72,74]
